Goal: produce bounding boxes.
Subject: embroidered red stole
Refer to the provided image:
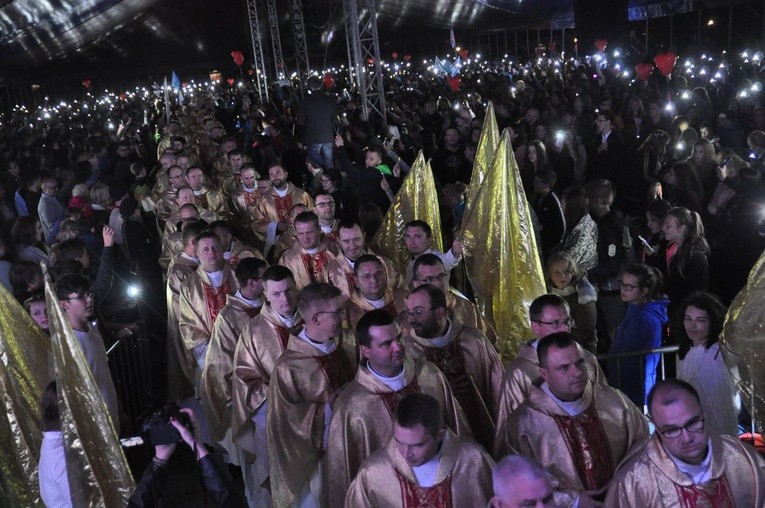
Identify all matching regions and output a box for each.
[675,475,735,508]
[550,403,613,491]
[422,338,478,430]
[203,280,231,325]
[315,346,355,392]
[378,378,421,418]
[195,193,209,209]
[301,251,329,283]
[325,230,339,243]
[275,325,290,350]
[243,189,257,207]
[244,306,261,319]
[273,194,294,223]
[395,471,452,508]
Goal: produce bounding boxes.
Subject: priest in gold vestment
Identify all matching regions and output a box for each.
[506,333,648,507]
[344,254,408,330]
[266,283,358,507]
[403,284,503,452]
[605,379,765,507]
[345,393,494,508]
[327,309,472,506]
[252,163,313,250]
[278,211,340,289]
[494,294,605,459]
[231,265,303,508]
[186,166,230,218]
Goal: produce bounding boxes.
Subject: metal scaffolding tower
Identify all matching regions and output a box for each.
[265,0,287,80]
[246,0,269,102]
[343,0,387,123]
[289,0,310,94]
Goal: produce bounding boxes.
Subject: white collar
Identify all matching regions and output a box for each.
[305,244,321,255]
[320,220,336,232]
[345,255,357,268]
[541,381,588,416]
[362,295,387,309]
[181,252,199,264]
[668,439,713,484]
[274,185,289,197]
[206,269,225,288]
[235,290,262,308]
[274,309,299,328]
[411,447,443,487]
[242,184,256,192]
[367,363,406,391]
[429,318,453,348]
[298,328,336,355]
[193,188,204,196]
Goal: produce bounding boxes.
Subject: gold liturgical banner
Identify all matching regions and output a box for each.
[0,285,51,506]
[720,251,765,427]
[461,101,500,231]
[44,275,135,506]
[461,129,546,359]
[372,150,444,274]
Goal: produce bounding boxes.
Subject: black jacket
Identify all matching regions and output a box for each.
[296,93,337,144]
[338,147,402,213]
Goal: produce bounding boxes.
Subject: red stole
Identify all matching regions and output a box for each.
[395,471,452,508]
[275,325,290,350]
[551,402,613,491]
[244,306,262,319]
[345,271,356,293]
[315,346,355,392]
[675,475,735,508]
[421,337,477,429]
[243,190,257,207]
[378,377,421,418]
[195,193,209,209]
[228,255,240,268]
[203,280,231,325]
[301,251,329,283]
[273,194,294,222]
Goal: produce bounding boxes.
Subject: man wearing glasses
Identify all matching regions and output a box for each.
[494,294,605,458]
[403,284,503,451]
[313,192,340,243]
[344,254,408,331]
[606,379,765,506]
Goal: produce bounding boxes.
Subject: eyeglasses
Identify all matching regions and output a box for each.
[419,273,448,284]
[406,307,437,318]
[656,417,705,439]
[532,318,574,328]
[315,201,335,208]
[63,291,94,301]
[620,282,640,291]
[358,271,385,281]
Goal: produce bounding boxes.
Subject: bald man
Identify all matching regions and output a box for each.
[491,455,558,508]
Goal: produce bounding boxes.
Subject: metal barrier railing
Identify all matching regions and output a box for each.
[107,331,155,434]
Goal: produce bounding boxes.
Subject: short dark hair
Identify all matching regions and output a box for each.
[405,220,432,238]
[395,393,442,437]
[51,239,88,265]
[52,260,85,279]
[234,257,268,286]
[181,221,208,246]
[597,110,615,123]
[55,273,91,301]
[262,265,295,287]
[537,332,577,368]
[209,220,232,235]
[647,379,701,417]
[296,282,341,316]
[409,284,446,310]
[356,309,397,347]
[194,231,221,247]
[412,253,444,281]
[535,169,557,188]
[529,294,569,322]
[294,211,319,229]
[353,254,383,275]
[338,220,362,234]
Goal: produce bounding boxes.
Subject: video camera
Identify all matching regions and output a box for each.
[141,403,193,446]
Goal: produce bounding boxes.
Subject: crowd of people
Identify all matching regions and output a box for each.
[2,46,765,507]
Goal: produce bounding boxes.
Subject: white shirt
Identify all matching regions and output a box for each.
[362,295,387,309]
[429,318,453,348]
[274,309,299,328]
[181,252,199,264]
[298,329,336,355]
[368,364,407,391]
[669,439,713,484]
[541,381,588,416]
[274,186,289,197]
[206,269,224,288]
[320,221,336,234]
[412,448,443,487]
[73,326,120,431]
[235,290,262,308]
[39,431,72,508]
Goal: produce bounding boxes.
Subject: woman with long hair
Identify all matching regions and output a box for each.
[521,140,548,197]
[674,291,739,436]
[642,199,672,269]
[11,216,49,264]
[687,139,718,199]
[663,162,706,214]
[609,264,669,407]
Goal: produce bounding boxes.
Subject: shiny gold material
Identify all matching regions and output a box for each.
[721,251,765,427]
[462,101,500,230]
[0,284,51,506]
[461,130,546,358]
[44,274,135,506]
[372,151,444,274]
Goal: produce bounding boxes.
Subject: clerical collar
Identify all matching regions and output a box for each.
[411,446,443,487]
[345,255,357,268]
[429,318,453,348]
[181,252,199,264]
[601,130,613,143]
[243,184,256,192]
[298,328,336,355]
[222,244,235,259]
[367,362,406,391]
[320,220,336,233]
[668,439,713,484]
[305,245,320,255]
[207,269,225,288]
[362,295,387,309]
[531,338,540,350]
[541,382,587,416]
[235,290,262,308]
[274,309,299,328]
[274,185,289,197]
[193,188,204,196]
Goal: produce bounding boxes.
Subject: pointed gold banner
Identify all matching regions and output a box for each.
[461,129,546,359]
[372,150,444,274]
[720,251,765,427]
[462,101,500,231]
[0,285,51,506]
[44,274,135,506]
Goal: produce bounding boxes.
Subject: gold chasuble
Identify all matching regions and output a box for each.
[178,264,238,352]
[224,239,265,269]
[278,236,340,289]
[326,358,472,506]
[252,183,313,236]
[447,289,498,345]
[267,331,358,507]
[344,287,409,331]
[494,340,605,458]
[165,255,199,399]
[345,430,494,508]
[605,433,765,507]
[328,250,404,299]
[507,382,648,503]
[403,319,503,451]
[201,293,261,442]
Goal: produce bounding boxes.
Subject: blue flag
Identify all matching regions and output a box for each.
[171,71,181,91]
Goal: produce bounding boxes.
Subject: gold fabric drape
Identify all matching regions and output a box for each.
[44,275,135,506]
[720,250,765,425]
[461,101,500,231]
[0,284,51,506]
[461,129,546,359]
[372,151,444,274]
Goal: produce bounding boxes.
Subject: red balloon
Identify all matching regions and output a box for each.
[82,79,92,89]
[654,52,677,77]
[635,63,654,82]
[323,74,334,90]
[367,57,375,64]
[447,76,461,91]
[231,50,244,67]
[403,54,412,62]
[392,52,399,60]
[594,39,608,52]
[227,78,235,86]
[458,49,469,59]
[247,68,255,75]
